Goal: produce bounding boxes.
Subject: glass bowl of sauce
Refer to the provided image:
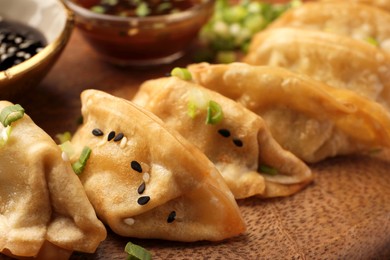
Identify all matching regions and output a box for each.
[65,0,215,66]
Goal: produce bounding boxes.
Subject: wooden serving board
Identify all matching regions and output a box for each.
[4,29,390,260]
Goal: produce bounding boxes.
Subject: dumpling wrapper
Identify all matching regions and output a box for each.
[269,2,390,53]
[321,0,390,12]
[243,27,390,110]
[132,77,312,199]
[70,89,246,241]
[0,101,106,260]
[187,62,390,163]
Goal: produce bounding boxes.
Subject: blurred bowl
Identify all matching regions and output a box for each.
[0,0,73,99]
[65,0,214,66]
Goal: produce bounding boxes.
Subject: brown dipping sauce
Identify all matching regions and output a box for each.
[71,0,213,64]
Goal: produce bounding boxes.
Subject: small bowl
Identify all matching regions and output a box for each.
[65,0,214,66]
[0,0,74,99]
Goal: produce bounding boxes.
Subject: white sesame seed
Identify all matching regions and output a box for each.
[61,151,69,162]
[143,172,150,182]
[124,217,135,225]
[120,136,127,148]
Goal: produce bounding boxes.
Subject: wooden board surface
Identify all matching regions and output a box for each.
[3,29,390,260]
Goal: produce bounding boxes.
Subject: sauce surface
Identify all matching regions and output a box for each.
[74,0,199,17]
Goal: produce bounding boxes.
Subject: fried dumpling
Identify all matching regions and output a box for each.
[269,1,390,53]
[0,101,106,260]
[132,76,312,199]
[243,27,390,110]
[70,89,246,241]
[321,0,390,12]
[187,62,390,163]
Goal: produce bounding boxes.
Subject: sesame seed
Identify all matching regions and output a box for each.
[92,128,104,136]
[167,211,176,223]
[120,136,127,148]
[124,218,135,225]
[114,132,124,142]
[218,129,231,137]
[233,138,243,147]
[107,131,115,141]
[131,160,142,173]
[137,182,146,194]
[61,151,69,161]
[137,196,150,205]
[143,172,150,182]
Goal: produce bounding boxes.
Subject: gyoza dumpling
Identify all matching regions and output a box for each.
[269,1,390,53]
[321,0,390,12]
[187,62,390,163]
[70,89,246,241]
[132,76,312,199]
[0,101,106,260]
[243,27,390,110]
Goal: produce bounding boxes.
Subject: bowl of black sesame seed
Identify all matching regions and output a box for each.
[0,0,74,99]
[64,0,214,66]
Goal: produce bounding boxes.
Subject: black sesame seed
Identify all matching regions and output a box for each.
[137,182,146,194]
[107,131,115,141]
[233,138,243,147]
[92,128,104,136]
[218,129,231,138]
[167,211,176,223]
[137,196,150,205]
[131,160,143,173]
[113,132,124,142]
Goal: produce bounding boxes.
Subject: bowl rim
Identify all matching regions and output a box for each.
[0,0,74,83]
[64,0,215,24]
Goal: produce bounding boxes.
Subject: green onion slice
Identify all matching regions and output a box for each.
[0,104,25,127]
[59,141,75,160]
[366,36,379,47]
[171,67,192,81]
[187,100,197,119]
[72,146,91,175]
[206,100,223,125]
[136,2,150,17]
[56,131,72,144]
[259,165,278,175]
[0,125,12,148]
[125,242,152,260]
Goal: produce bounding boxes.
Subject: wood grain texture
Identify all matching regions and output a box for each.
[2,29,390,259]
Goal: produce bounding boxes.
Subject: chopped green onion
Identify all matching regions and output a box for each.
[56,131,72,144]
[216,51,236,64]
[59,141,75,160]
[366,37,379,47]
[0,104,25,127]
[206,100,223,125]
[90,5,106,14]
[170,67,192,81]
[197,0,300,63]
[125,241,152,260]
[0,125,12,148]
[136,2,150,17]
[72,146,91,175]
[259,165,278,175]
[187,100,197,119]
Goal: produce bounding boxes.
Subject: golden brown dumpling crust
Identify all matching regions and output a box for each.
[132,77,313,199]
[321,0,390,12]
[270,1,390,53]
[188,62,390,163]
[0,101,106,259]
[70,89,246,242]
[243,27,390,110]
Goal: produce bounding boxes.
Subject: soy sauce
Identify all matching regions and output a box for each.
[74,0,198,17]
[0,19,47,71]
